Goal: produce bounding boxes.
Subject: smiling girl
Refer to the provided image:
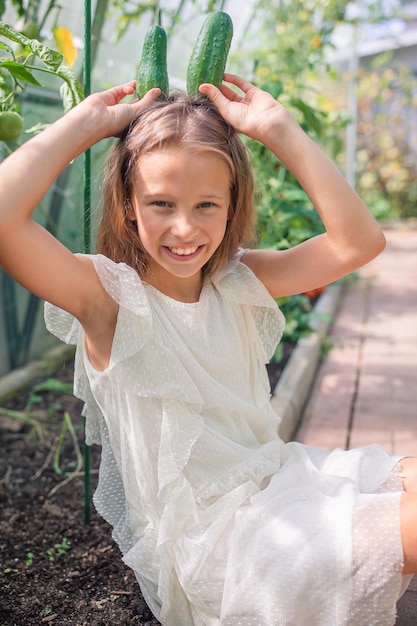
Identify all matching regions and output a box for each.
[0,75,416,626]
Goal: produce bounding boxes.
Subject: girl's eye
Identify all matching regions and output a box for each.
[152,200,169,207]
[198,202,215,209]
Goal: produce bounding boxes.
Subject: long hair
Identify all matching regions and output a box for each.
[96,91,255,277]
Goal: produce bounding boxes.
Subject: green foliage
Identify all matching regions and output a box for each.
[22,538,71,568]
[0,20,83,117]
[46,537,71,561]
[235,0,349,255]
[355,58,417,219]
[234,0,349,88]
[0,379,84,497]
[228,0,352,361]
[247,137,325,252]
[53,411,83,478]
[109,0,229,42]
[0,2,83,153]
[273,294,316,363]
[0,377,73,439]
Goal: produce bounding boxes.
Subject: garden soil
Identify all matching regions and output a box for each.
[0,358,288,626]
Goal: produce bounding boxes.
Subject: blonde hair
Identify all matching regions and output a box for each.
[96,92,255,277]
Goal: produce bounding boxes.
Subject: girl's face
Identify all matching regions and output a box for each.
[129,147,231,302]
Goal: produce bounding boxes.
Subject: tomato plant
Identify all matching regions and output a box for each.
[0,2,83,150]
[0,20,83,114]
[0,110,23,140]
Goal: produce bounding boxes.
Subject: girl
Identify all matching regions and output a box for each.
[0,74,416,626]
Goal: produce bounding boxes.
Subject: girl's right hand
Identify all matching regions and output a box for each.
[73,82,161,143]
[0,82,160,328]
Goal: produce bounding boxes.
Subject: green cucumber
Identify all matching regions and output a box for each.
[186,11,233,96]
[136,24,169,99]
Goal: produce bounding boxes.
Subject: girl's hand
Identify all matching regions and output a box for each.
[76,81,161,141]
[199,74,291,143]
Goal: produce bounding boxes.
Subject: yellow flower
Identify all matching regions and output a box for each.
[312,35,322,48]
[53,26,77,67]
[258,66,270,78]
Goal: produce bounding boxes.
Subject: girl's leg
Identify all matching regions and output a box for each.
[399,458,417,574]
[401,492,417,574]
[399,457,417,493]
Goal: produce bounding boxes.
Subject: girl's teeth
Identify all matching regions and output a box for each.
[170,246,198,256]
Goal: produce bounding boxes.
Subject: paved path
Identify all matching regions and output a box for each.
[294,228,417,625]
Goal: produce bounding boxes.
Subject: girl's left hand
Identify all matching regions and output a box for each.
[81,81,161,141]
[199,74,291,143]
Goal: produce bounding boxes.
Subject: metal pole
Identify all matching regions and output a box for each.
[83,0,92,525]
[346,20,359,188]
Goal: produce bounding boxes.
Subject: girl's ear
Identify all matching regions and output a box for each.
[125,198,136,221]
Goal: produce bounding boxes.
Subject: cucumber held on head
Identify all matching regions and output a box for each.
[136,24,169,99]
[186,11,233,96]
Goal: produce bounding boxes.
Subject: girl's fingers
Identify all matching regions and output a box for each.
[108,81,135,99]
[116,80,136,97]
[127,88,160,117]
[200,74,254,105]
[199,83,225,104]
[100,81,158,107]
[223,73,254,93]
[199,82,239,108]
[139,87,161,104]
[218,83,242,102]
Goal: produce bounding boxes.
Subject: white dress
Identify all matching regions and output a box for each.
[44,252,411,626]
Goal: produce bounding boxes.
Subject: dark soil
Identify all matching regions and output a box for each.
[0,355,290,626]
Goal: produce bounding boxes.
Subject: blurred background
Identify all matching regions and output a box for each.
[1,0,416,375]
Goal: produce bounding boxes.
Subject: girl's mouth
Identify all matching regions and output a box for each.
[165,245,203,258]
[169,246,199,256]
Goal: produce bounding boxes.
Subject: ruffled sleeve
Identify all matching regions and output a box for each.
[44,254,156,444]
[44,253,153,351]
[213,249,285,362]
[43,277,101,440]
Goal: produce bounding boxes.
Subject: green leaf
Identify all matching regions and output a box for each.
[29,39,63,70]
[10,0,25,19]
[0,60,42,86]
[59,82,74,112]
[57,65,84,111]
[291,97,326,136]
[0,40,14,55]
[0,20,27,43]
[32,378,73,394]
[112,2,158,43]
[0,21,63,70]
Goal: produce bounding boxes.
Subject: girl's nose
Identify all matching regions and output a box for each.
[171,211,199,239]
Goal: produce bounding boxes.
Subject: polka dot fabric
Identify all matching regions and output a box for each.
[44,252,411,625]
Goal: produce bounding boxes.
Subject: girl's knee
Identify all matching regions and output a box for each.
[398,457,417,493]
[400,492,417,574]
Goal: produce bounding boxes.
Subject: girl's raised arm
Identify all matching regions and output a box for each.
[200,75,386,298]
[0,84,160,323]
